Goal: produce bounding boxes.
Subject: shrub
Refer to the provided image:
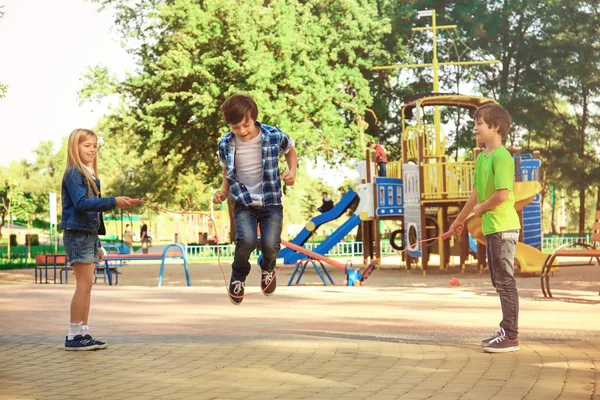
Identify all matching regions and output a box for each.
[26,234,40,246]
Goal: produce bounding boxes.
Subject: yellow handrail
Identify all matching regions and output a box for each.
[404,124,447,160]
[422,161,474,200]
[386,161,402,178]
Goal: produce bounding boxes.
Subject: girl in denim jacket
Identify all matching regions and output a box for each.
[61,129,135,351]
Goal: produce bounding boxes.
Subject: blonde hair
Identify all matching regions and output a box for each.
[65,128,100,196]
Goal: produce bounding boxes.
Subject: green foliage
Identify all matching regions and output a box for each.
[85,0,393,187]
[0,6,6,99]
[301,193,318,221]
[26,234,39,246]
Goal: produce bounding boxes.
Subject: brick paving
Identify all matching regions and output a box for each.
[0,259,599,400]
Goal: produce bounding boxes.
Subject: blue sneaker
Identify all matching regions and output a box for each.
[64,335,100,351]
[82,334,108,350]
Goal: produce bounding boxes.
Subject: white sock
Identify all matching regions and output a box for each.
[81,325,90,336]
[67,322,82,340]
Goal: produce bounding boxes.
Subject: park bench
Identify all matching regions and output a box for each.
[35,253,117,285]
[35,254,71,284]
[101,243,190,287]
[541,211,600,298]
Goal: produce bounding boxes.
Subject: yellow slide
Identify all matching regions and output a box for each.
[464,181,558,274]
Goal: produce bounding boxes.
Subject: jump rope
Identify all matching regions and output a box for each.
[128,198,461,300]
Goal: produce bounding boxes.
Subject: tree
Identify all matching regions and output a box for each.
[542,1,600,235]
[0,6,7,99]
[0,179,10,239]
[84,0,393,194]
[424,1,599,233]
[301,193,318,221]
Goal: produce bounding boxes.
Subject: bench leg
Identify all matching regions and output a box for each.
[158,260,164,287]
[106,261,113,285]
[183,259,191,286]
[540,265,547,297]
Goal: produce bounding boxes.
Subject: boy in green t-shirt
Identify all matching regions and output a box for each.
[448,103,521,353]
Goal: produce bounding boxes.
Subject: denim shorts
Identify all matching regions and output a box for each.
[63,229,99,265]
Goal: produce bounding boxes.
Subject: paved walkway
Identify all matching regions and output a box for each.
[0,260,599,400]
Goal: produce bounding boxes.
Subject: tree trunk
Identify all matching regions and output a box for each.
[578,84,588,237]
[579,189,586,237]
[550,196,557,234]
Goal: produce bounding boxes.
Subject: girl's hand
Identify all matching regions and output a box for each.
[115,196,133,209]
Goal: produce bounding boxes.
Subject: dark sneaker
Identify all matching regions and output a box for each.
[481,328,504,347]
[229,276,245,305]
[64,335,100,351]
[261,269,276,296]
[82,334,108,350]
[483,335,519,353]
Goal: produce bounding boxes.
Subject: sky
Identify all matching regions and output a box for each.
[0,0,357,188]
[0,0,132,166]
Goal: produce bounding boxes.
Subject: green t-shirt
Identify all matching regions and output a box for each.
[474,146,521,235]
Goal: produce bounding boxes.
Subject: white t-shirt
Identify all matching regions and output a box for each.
[235,133,264,206]
[83,164,96,179]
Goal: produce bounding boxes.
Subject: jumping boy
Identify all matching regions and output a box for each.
[213,94,297,305]
[448,103,521,353]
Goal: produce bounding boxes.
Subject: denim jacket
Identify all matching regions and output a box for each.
[60,167,116,234]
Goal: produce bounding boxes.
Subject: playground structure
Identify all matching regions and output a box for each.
[278,9,551,278]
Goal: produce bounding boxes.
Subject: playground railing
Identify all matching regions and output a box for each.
[404,124,438,159]
[422,161,474,200]
[541,236,592,253]
[185,237,591,261]
[185,241,398,261]
[386,161,402,179]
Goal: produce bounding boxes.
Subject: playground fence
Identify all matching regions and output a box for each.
[185,241,397,261]
[2,237,589,268]
[541,236,592,253]
[186,236,594,261]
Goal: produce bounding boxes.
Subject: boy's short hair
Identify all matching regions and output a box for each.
[473,103,512,137]
[221,94,259,125]
[322,191,328,196]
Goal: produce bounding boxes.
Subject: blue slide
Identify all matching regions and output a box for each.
[278,189,358,262]
[282,213,363,265]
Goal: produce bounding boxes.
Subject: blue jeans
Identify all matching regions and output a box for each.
[378,162,387,177]
[232,204,283,280]
[485,230,520,339]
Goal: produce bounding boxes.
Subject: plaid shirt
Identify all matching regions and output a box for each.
[218,123,295,206]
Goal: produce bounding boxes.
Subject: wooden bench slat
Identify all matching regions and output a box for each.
[554,250,600,257]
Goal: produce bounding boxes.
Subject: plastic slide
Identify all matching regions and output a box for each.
[464,181,557,274]
[282,214,363,265]
[278,189,358,261]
